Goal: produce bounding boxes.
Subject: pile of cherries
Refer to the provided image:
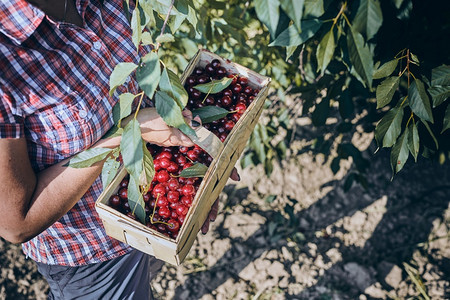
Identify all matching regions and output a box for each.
[108,59,260,240]
[185,59,260,141]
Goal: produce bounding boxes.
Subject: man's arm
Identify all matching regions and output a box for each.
[0,108,195,244]
[0,137,122,243]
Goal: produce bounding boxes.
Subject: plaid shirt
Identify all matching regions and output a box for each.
[0,0,146,266]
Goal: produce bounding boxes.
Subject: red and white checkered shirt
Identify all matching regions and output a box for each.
[0,0,146,266]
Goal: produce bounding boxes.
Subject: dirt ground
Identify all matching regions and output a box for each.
[1,118,449,299]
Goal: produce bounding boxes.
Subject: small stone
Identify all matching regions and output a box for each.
[344,262,374,291]
[377,261,403,289]
[364,283,386,299]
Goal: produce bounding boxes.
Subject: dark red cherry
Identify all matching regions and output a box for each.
[118,187,128,200]
[224,120,235,131]
[205,63,215,75]
[186,76,197,86]
[109,195,121,208]
[232,84,242,94]
[235,102,247,114]
[197,75,209,84]
[193,67,204,75]
[238,77,248,86]
[221,95,232,107]
[167,191,180,203]
[211,59,221,68]
[216,66,227,77]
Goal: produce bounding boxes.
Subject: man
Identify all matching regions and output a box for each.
[0,0,237,298]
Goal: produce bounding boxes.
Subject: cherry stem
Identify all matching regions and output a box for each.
[149,194,170,226]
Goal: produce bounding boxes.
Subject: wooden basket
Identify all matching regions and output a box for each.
[95,49,271,265]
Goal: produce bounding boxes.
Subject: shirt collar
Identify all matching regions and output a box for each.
[0,0,45,45]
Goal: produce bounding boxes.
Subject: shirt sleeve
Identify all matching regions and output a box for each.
[0,88,25,138]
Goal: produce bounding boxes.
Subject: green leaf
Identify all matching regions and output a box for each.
[431,64,450,86]
[131,7,142,49]
[279,0,304,32]
[178,162,208,178]
[136,52,161,99]
[311,97,330,126]
[192,106,230,124]
[68,147,113,168]
[155,91,187,129]
[410,52,420,65]
[121,119,143,177]
[304,0,324,18]
[254,0,280,38]
[442,105,450,133]
[407,122,419,162]
[141,32,153,45]
[409,79,434,123]
[155,33,175,44]
[373,59,398,79]
[421,120,438,149]
[352,0,383,40]
[109,62,138,96]
[251,124,266,164]
[127,174,146,223]
[286,45,297,61]
[347,26,373,89]
[187,5,199,35]
[118,93,135,124]
[101,157,121,190]
[193,76,233,94]
[159,67,188,109]
[269,19,322,47]
[390,129,409,175]
[429,85,450,107]
[316,29,335,75]
[375,104,404,148]
[140,144,155,190]
[376,76,400,108]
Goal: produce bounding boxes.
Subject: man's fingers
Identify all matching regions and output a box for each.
[209,199,219,222]
[230,167,240,181]
[201,218,210,234]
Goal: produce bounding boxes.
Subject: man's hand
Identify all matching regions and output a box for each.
[201,168,240,234]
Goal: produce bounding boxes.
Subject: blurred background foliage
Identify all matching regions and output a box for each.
[148,0,450,187]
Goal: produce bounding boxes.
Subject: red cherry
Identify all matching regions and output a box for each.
[227,74,238,85]
[221,95,233,107]
[167,178,180,191]
[238,93,247,103]
[197,75,209,84]
[181,195,193,207]
[158,206,171,218]
[211,59,221,68]
[156,170,170,183]
[231,113,241,122]
[171,210,178,219]
[159,158,171,169]
[152,184,166,198]
[232,84,242,94]
[181,184,195,196]
[204,95,215,105]
[175,155,187,166]
[157,223,167,233]
[169,202,178,209]
[156,196,168,207]
[167,219,180,232]
[167,161,179,173]
[185,177,198,185]
[109,195,121,208]
[219,133,227,142]
[119,178,129,188]
[179,146,189,153]
[224,120,235,131]
[238,77,248,86]
[216,66,227,77]
[186,76,197,85]
[235,102,247,114]
[178,215,186,224]
[153,159,162,171]
[247,95,255,104]
[253,89,260,96]
[157,150,172,160]
[187,150,199,161]
[191,89,201,99]
[205,63,215,75]
[243,85,253,95]
[118,187,128,200]
[122,201,130,212]
[167,190,180,203]
[143,193,151,203]
[193,67,204,75]
[176,204,189,216]
[182,163,193,170]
